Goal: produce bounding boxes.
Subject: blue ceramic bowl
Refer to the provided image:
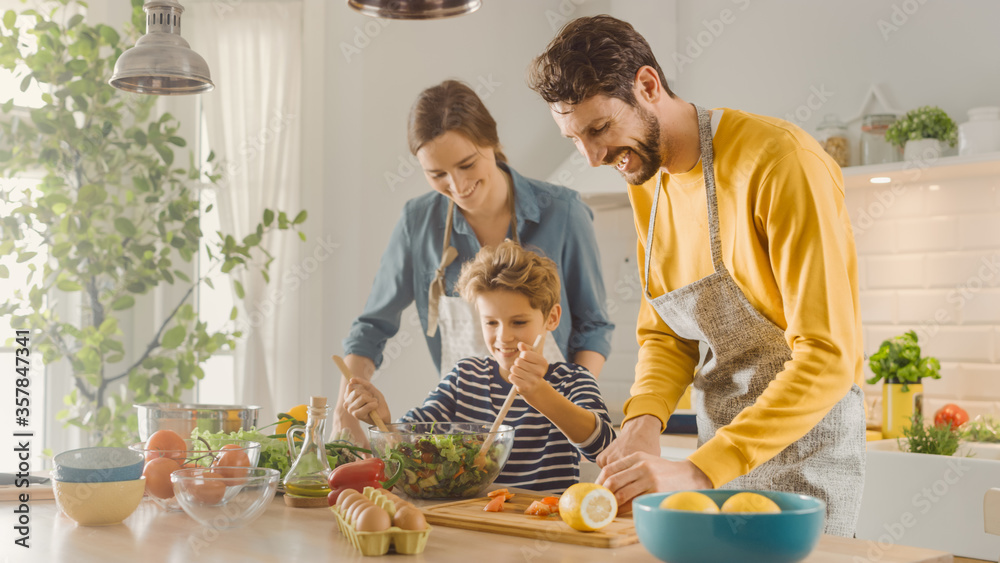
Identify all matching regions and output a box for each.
[53,447,145,483]
[633,490,826,563]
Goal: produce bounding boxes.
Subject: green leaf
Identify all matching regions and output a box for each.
[173,269,190,283]
[111,296,135,310]
[167,136,186,147]
[298,231,307,242]
[0,265,7,278]
[19,74,31,92]
[293,210,308,224]
[230,306,238,320]
[67,14,84,29]
[263,209,274,226]
[234,280,245,299]
[3,10,15,30]
[204,277,215,290]
[57,279,83,292]
[114,217,137,238]
[161,325,186,349]
[17,252,37,263]
[154,144,174,166]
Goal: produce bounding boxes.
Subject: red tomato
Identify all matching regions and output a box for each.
[187,471,226,505]
[145,429,187,463]
[327,486,355,507]
[934,404,969,428]
[143,457,181,499]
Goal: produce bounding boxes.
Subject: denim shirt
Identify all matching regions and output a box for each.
[342,162,614,373]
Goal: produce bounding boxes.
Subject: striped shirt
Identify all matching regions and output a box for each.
[399,357,615,491]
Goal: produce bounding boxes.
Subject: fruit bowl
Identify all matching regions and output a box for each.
[171,467,280,529]
[52,447,144,483]
[129,438,261,511]
[633,490,826,563]
[53,477,145,526]
[367,422,514,499]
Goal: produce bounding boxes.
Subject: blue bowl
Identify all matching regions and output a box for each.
[633,490,825,563]
[52,447,145,483]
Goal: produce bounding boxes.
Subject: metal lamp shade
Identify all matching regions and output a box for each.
[110,0,214,95]
[347,0,482,20]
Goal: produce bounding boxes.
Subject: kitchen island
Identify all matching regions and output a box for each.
[1,491,960,563]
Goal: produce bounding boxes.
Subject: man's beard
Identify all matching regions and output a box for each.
[620,105,663,185]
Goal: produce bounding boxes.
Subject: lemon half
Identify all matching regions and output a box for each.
[558,483,618,532]
[719,492,781,513]
[659,491,720,513]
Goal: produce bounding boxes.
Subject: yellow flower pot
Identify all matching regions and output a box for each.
[881,381,923,439]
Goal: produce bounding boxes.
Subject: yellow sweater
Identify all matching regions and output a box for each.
[624,108,863,488]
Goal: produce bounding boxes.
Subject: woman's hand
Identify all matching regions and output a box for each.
[508,341,550,399]
[597,455,713,513]
[344,378,392,430]
[332,354,376,447]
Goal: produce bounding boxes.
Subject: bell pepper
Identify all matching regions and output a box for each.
[327,457,401,492]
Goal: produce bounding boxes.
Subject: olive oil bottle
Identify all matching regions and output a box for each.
[284,396,332,498]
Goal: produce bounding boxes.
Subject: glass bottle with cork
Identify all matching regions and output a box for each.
[284,396,332,497]
[816,114,850,167]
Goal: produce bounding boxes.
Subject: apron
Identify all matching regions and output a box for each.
[426,177,565,377]
[641,105,865,537]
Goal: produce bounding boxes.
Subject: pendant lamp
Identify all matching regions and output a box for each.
[109,0,214,95]
[347,0,482,20]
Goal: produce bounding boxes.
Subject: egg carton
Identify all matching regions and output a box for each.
[330,487,431,556]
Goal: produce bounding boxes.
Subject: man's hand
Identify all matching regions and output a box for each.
[344,378,391,429]
[597,414,661,468]
[331,354,376,448]
[597,455,713,512]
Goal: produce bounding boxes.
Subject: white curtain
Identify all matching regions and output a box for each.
[187,1,305,419]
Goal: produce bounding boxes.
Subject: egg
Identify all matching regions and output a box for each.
[355,504,392,532]
[340,496,366,520]
[347,499,373,525]
[337,490,363,510]
[393,506,427,531]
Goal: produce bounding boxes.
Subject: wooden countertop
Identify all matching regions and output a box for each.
[0,493,959,563]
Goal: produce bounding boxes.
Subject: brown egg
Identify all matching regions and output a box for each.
[347,499,374,525]
[392,506,427,531]
[337,490,363,510]
[339,495,366,520]
[355,504,392,532]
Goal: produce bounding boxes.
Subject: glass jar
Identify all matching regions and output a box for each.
[861,114,901,165]
[816,114,849,167]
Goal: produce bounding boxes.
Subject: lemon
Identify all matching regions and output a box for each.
[659,491,720,513]
[720,492,781,514]
[558,483,618,532]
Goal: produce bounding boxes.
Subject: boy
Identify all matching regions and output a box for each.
[344,241,614,491]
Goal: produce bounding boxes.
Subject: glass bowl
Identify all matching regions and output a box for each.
[52,447,144,483]
[367,422,514,499]
[633,490,826,563]
[134,403,260,442]
[171,467,280,529]
[128,438,261,511]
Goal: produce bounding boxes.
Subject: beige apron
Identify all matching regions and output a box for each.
[641,105,865,537]
[426,183,564,377]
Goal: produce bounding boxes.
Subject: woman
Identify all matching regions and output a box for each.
[334,80,613,444]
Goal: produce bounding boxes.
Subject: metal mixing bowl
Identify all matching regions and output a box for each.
[134,403,260,441]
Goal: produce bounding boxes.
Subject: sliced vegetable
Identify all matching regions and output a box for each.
[524,500,555,516]
[540,496,560,508]
[487,488,515,501]
[484,494,507,512]
[379,433,504,498]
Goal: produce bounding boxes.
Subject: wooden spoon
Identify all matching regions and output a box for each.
[474,333,545,470]
[332,354,390,433]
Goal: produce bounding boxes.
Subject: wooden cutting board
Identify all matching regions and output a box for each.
[423,493,637,548]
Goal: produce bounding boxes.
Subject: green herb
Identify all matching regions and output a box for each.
[884,106,958,148]
[961,415,1000,443]
[866,330,941,391]
[900,413,960,456]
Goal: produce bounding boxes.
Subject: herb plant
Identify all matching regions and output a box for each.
[884,105,958,148]
[866,330,941,391]
[900,413,960,456]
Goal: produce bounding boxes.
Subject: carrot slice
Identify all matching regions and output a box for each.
[524,500,553,516]
[487,488,515,500]
[484,494,507,512]
[540,496,560,507]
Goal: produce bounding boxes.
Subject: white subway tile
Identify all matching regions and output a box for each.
[958,213,1000,249]
[896,290,959,325]
[863,184,926,219]
[866,255,924,289]
[925,251,1000,288]
[923,397,996,420]
[957,290,1000,324]
[920,326,995,363]
[923,362,1000,400]
[925,177,999,215]
[896,217,959,252]
[853,219,896,255]
[859,291,896,324]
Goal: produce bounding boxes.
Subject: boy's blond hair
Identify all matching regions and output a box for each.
[456,241,560,314]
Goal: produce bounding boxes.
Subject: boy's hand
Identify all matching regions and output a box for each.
[508,341,550,398]
[344,378,391,428]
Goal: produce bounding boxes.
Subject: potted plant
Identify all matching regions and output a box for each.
[884,105,958,161]
[866,330,941,438]
[0,0,306,445]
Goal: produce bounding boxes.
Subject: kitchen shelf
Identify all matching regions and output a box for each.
[579,151,1000,210]
[842,150,1000,189]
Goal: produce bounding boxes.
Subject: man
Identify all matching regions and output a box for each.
[527,15,865,537]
